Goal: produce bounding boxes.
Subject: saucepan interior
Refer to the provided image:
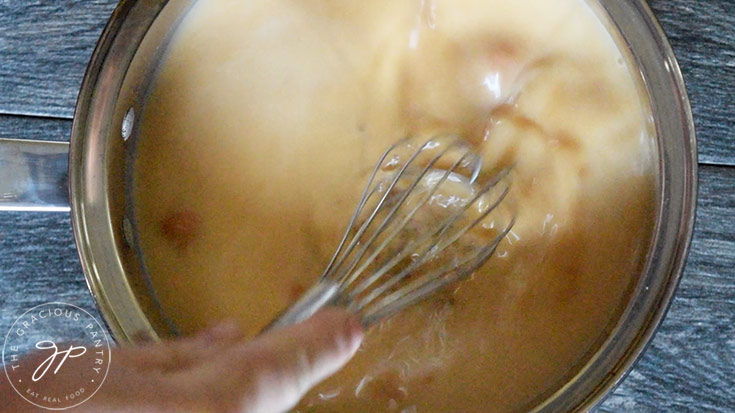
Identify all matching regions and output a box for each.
[68,0,696,411]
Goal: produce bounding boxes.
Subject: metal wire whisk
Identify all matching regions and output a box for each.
[265,136,514,330]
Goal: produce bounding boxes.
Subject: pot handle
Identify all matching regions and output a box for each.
[0,138,70,212]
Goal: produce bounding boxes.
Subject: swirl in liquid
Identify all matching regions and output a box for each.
[134,0,657,411]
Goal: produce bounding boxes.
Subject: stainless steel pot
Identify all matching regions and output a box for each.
[0,0,697,410]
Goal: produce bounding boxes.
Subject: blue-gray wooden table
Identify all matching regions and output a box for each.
[1,1,733,411]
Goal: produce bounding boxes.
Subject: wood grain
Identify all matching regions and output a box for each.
[0,211,100,346]
[649,0,735,167]
[0,0,733,166]
[0,0,117,118]
[0,113,71,142]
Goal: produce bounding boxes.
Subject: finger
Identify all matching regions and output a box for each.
[122,320,245,372]
[227,308,363,413]
[197,319,245,343]
[76,321,246,413]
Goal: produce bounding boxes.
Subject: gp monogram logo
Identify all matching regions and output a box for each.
[3,302,111,410]
[32,341,88,382]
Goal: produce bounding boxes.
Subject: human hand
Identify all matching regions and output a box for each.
[1,308,363,413]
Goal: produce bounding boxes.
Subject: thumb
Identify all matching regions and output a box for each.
[231,308,363,413]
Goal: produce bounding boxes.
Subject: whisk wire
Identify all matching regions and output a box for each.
[349,177,512,312]
[348,166,511,301]
[338,146,473,290]
[360,218,514,325]
[323,137,438,281]
[431,183,511,254]
[264,137,513,331]
[319,138,410,280]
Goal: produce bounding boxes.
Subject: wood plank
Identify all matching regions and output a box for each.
[649,0,735,167]
[0,0,734,166]
[0,0,118,118]
[0,114,71,142]
[0,211,99,337]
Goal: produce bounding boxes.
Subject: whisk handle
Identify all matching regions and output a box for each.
[261,281,341,332]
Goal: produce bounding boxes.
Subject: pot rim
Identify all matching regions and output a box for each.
[68,0,698,410]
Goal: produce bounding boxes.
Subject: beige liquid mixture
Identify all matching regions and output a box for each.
[133,0,657,411]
